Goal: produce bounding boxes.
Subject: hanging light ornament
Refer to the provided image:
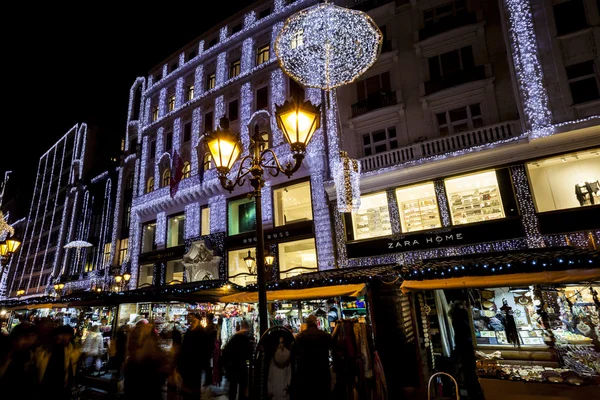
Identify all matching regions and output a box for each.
[0,212,14,239]
[336,151,361,212]
[275,1,383,91]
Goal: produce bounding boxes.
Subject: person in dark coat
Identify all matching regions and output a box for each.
[178,313,206,399]
[293,315,332,400]
[222,320,254,400]
[0,322,38,399]
[202,313,218,387]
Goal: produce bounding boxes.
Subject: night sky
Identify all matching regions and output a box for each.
[1,1,257,219]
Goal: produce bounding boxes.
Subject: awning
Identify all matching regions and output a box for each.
[401,268,600,293]
[5,302,70,311]
[220,283,366,303]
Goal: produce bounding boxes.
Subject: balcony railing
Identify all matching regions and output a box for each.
[359,120,521,172]
[419,13,478,41]
[424,66,486,95]
[351,91,397,118]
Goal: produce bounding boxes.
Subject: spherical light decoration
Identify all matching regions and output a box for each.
[275,2,382,91]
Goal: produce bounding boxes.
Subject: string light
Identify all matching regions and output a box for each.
[335,152,361,212]
[110,168,124,266]
[185,203,200,239]
[510,164,544,248]
[209,195,226,233]
[155,212,166,246]
[386,189,401,235]
[434,180,451,227]
[275,2,382,91]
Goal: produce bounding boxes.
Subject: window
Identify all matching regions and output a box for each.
[187,50,196,61]
[257,45,270,65]
[566,61,600,104]
[230,59,241,78]
[150,140,156,158]
[526,149,600,212]
[146,177,154,193]
[208,37,218,48]
[258,7,271,19]
[166,132,173,151]
[165,260,185,284]
[428,46,475,80]
[186,84,195,101]
[205,112,213,133]
[436,104,483,136]
[291,28,303,49]
[554,0,588,36]
[232,23,243,34]
[103,243,111,266]
[256,86,269,110]
[356,72,391,100]
[289,77,304,101]
[184,122,192,142]
[152,106,159,121]
[228,197,256,235]
[162,169,171,187]
[206,73,216,90]
[396,183,442,233]
[228,99,239,121]
[274,181,313,227]
[201,206,210,236]
[125,201,131,228]
[445,170,505,225]
[118,238,128,265]
[141,223,157,253]
[203,153,213,171]
[138,264,154,287]
[167,214,185,248]
[278,238,317,279]
[349,192,392,240]
[182,161,191,179]
[423,0,468,28]
[362,126,398,156]
[228,248,257,287]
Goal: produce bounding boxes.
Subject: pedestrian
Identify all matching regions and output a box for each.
[293,314,332,400]
[0,322,38,399]
[35,325,80,400]
[222,320,254,400]
[267,336,292,400]
[82,325,104,373]
[177,313,206,399]
[203,313,218,387]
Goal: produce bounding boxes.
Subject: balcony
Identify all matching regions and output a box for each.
[359,120,521,172]
[351,91,397,118]
[424,66,486,95]
[419,13,478,41]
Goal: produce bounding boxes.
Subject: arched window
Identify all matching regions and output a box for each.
[203,153,213,171]
[146,177,154,193]
[163,169,171,187]
[182,161,191,179]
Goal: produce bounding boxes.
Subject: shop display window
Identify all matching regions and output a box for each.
[278,238,318,279]
[228,247,257,287]
[167,215,185,248]
[228,198,256,236]
[273,181,313,227]
[165,260,185,284]
[349,192,392,240]
[395,182,442,233]
[141,223,157,253]
[138,264,154,287]
[445,171,505,225]
[201,207,210,236]
[526,149,600,213]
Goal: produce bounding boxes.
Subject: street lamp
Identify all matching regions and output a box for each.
[244,250,256,275]
[0,238,21,275]
[16,288,25,298]
[201,98,320,335]
[264,250,275,268]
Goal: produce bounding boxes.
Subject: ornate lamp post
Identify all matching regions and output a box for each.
[201,98,320,335]
[0,238,21,275]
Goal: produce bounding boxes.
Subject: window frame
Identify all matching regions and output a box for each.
[435,103,483,136]
[362,126,398,157]
[186,84,195,101]
[230,59,241,79]
[566,60,600,104]
[429,46,474,80]
[183,122,192,142]
[346,191,393,241]
[165,132,173,151]
[206,73,216,91]
[256,86,269,110]
[152,105,159,121]
[182,161,191,179]
[162,169,171,187]
[166,213,185,248]
[272,178,314,227]
[168,94,176,111]
[141,221,158,254]
[228,99,239,121]
[146,177,154,193]
[201,205,211,236]
[227,194,257,236]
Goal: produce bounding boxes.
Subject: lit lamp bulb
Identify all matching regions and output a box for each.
[115,275,123,283]
[123,272,131,282]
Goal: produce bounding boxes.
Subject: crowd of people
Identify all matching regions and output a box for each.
[0,311,340,400]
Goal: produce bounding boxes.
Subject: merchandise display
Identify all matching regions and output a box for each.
[476,363,599,386]
[445,170,505,225]
[351,192,392,240]
[396,183,442,233]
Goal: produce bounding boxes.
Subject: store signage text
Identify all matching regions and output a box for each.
[387,233,464,249]
[227,221,314,248]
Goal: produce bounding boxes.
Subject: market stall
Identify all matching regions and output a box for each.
[400,247,600,399]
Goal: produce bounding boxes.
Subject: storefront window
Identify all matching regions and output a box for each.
[141,223,157,253]
[350,192,392,240]
[395,182,442,232]
[201,207,210,236]
[118,238,128,265]
[526,149,600,212]
[167,215,185,248]
[228,248,257,287]
[274,181,313,227]
[138,264,154,287]
[278,238,317,279]
[228,198,256,236]
[445,171,505,225]
[165,260,185,284]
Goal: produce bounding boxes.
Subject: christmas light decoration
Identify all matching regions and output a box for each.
[191,107,202,174]
[138,136,149,196]
[386,189,401,235]
[434,180,451,227]
[156,211,166,246]
[110,168,123,265]
[214,95,225,123]
[217,52,227,87]
[176,78,184,109]
[335,151,361,212]
[240,82,253,154]
[0,212,14,238]
[275,2,382,91]
[261,181,272,224]
[209,195,226,233]
[185,203,200,239]
[510,164,544,248]
[241,38,255,74]
[270,68,285,146]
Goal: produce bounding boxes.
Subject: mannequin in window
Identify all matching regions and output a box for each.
[589,180,600,199]
[500,298,520,346]
[575,181,593,206]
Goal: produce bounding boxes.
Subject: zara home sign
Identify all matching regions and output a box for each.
[388,233,464,249]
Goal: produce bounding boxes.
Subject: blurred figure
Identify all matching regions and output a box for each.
[178,313,205,399]
[203,313,218,387]
[293,315,332,400]
[0,322,38,399]
[35,325,80,399]
[222,320,254,400]
[123,323,169,400]
[109,323,130,373]
[267,337,292,400]
[82,325,104,373]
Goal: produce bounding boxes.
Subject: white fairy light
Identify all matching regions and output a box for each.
[159,88,167,119]
[241,38,255,73]
[434,180,451,227]
[510,164,544,248]
[138,136,148,196]
[173,118,181,154]
[214,96,225,123]
[191,107,202,174]
[110,168,123,265]
[240,82,253,155]
[270,68,285,146]
[185,203,201,239]
[275,2,382,90]
[261,181,272,224]
[155,211,166,246]
[209,195,226,233]
[176,78,184,109]
[217,52,227,86]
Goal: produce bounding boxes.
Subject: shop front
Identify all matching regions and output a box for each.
[400,247,600,400]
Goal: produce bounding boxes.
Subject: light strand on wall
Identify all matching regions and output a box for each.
[214,95,225,124]
[159,88,167,120]
[173,118,182,155]
[510,164,544,248]
[191,107,202,174]
[240,82,253,155]
[217,52,227,87]
[434,180,451,227]
[110,168,123,266]
[155,127,165,186]
[176,78,184,109]
[261,181,272,224]
[138,136,149,196]
[270,68,285,146]
[209,194,227,233]
[185,202,201,239]
[332,201,349,268]
[386,189,401,235]
[155,211,166,246]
